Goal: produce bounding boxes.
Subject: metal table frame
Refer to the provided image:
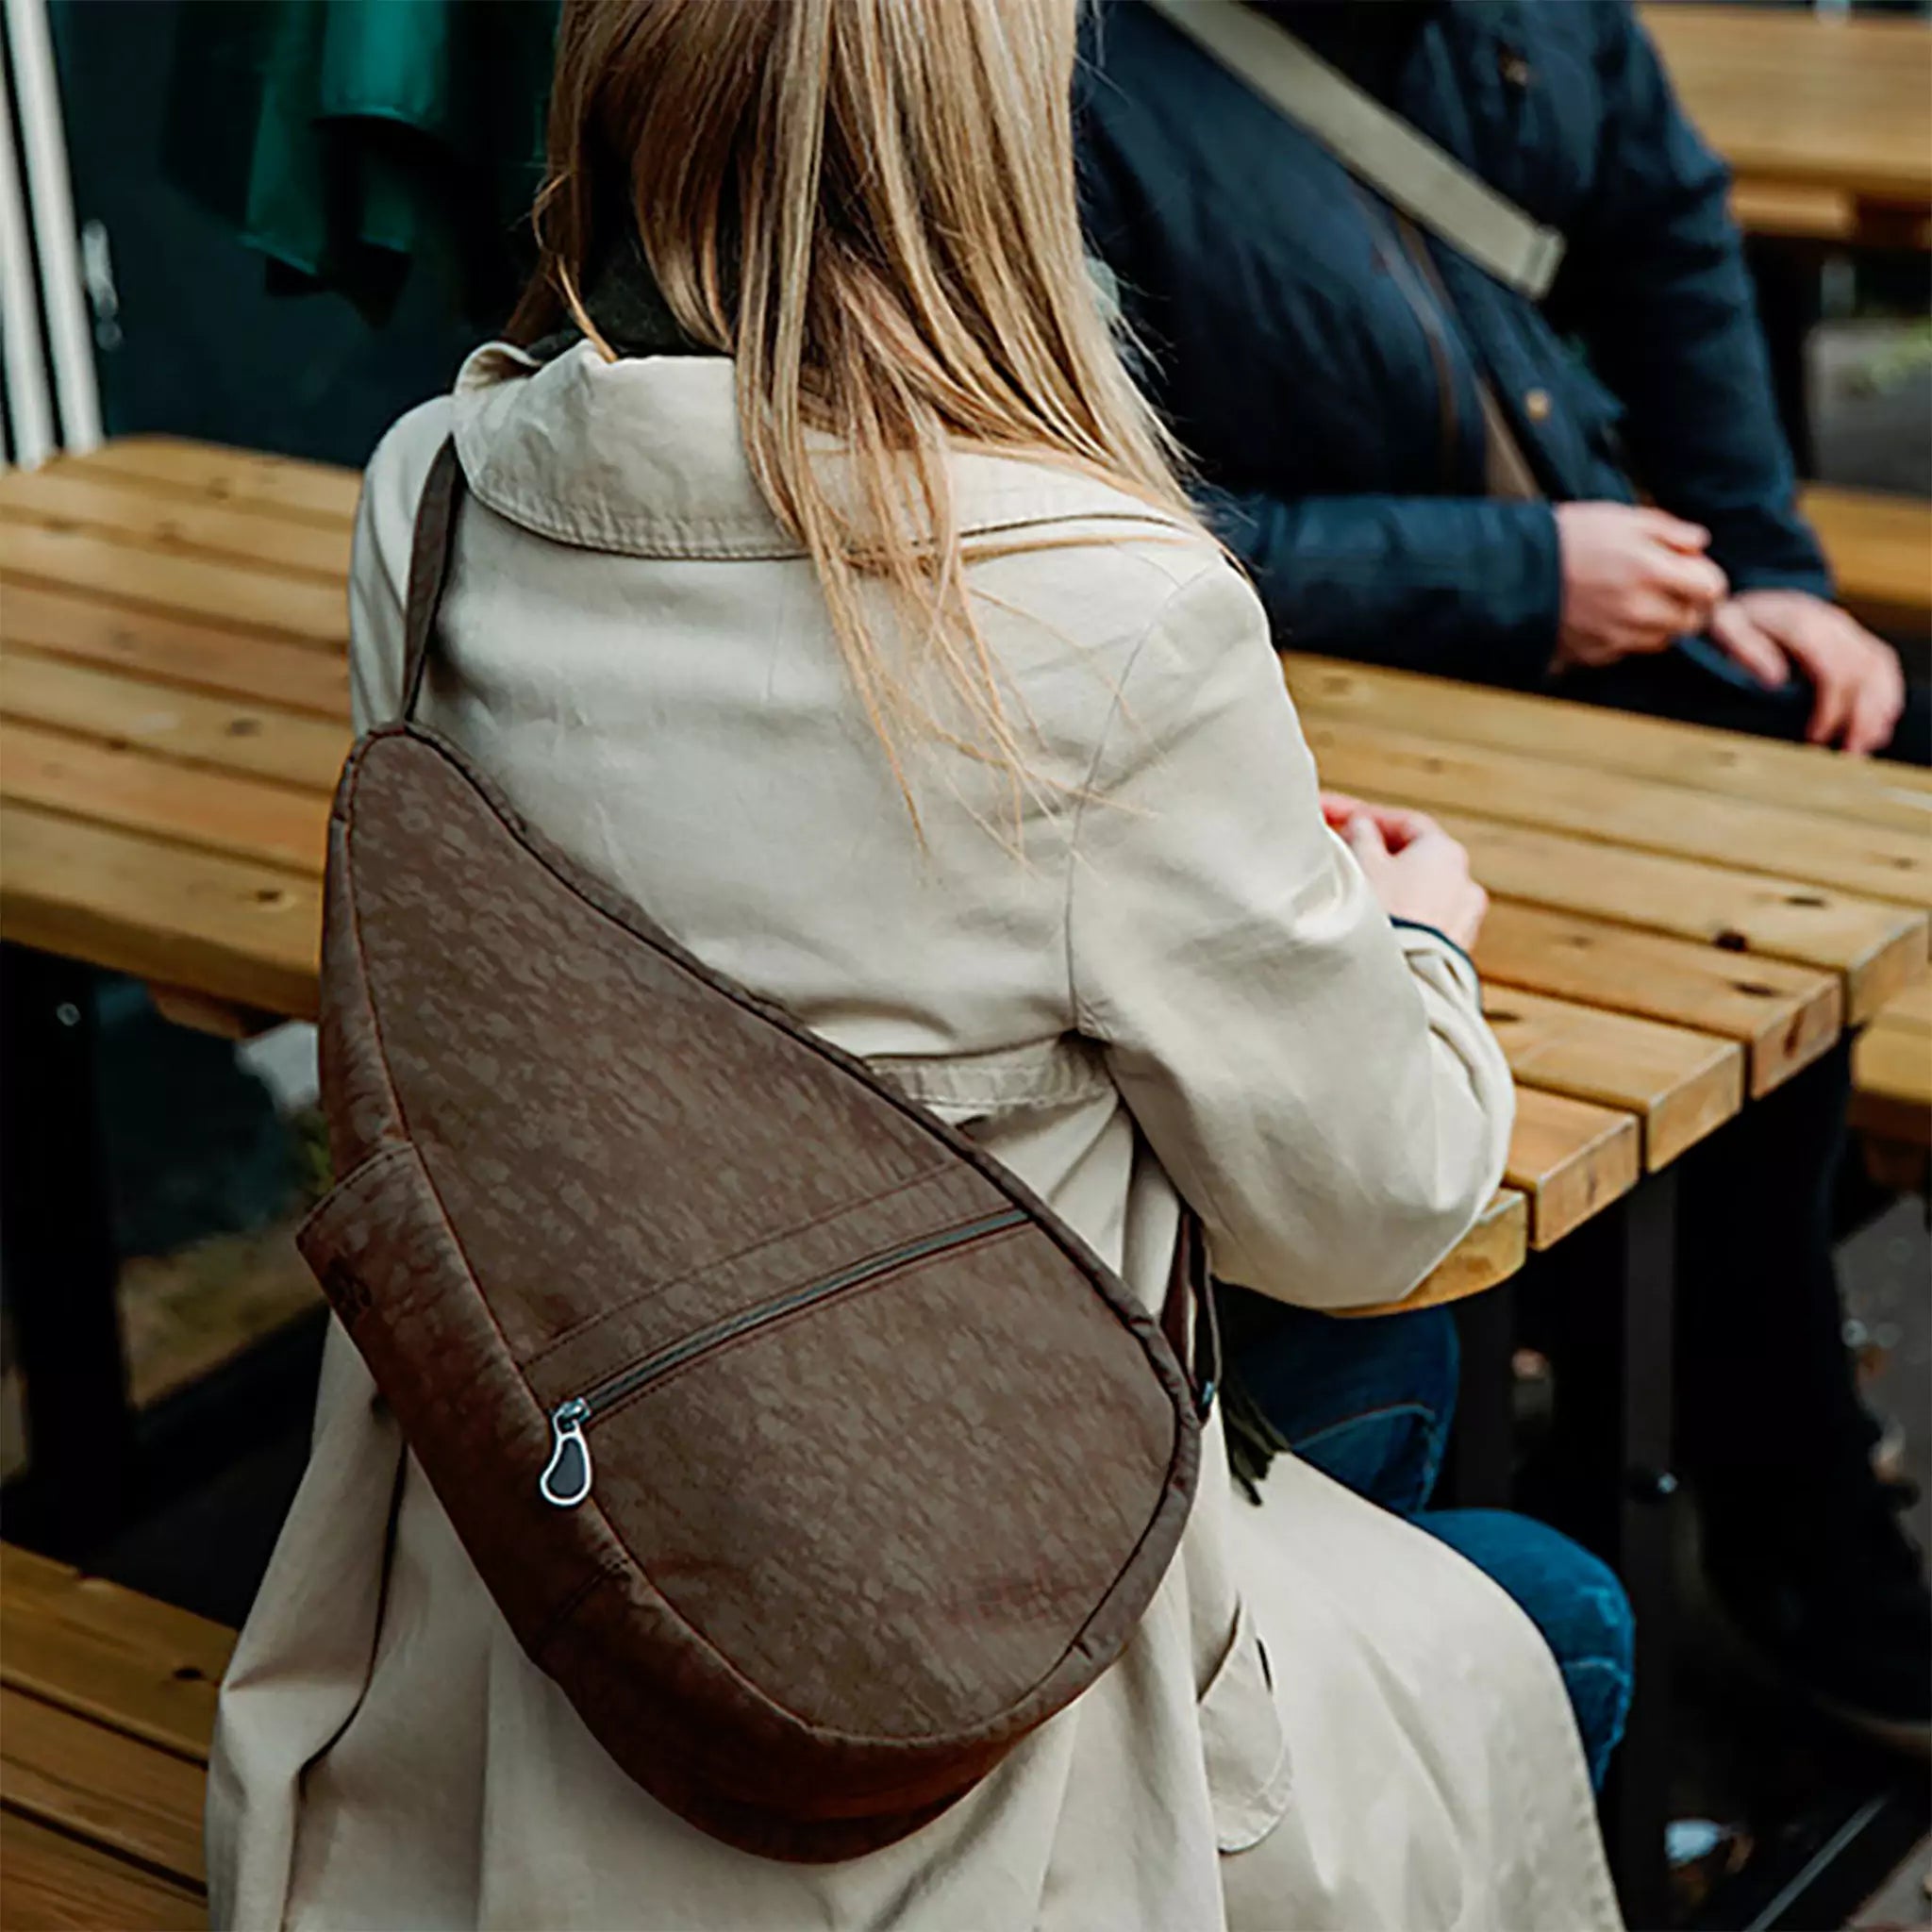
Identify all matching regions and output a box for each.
[1449,1171,1681,1930]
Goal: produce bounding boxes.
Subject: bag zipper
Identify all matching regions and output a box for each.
[538,1208,1028,1507]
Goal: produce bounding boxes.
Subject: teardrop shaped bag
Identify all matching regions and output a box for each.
[296,440,1215,1861]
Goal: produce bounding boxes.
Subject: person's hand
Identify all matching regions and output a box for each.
[1321,792,1489,952]
[1707,588,1906,756]
[1554,502,1729,668]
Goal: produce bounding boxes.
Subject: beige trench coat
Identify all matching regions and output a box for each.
[208,343,1621,1932]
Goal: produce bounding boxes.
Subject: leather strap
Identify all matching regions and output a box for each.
[398,437,467,724]
[1389,211,1544,501]
[1163,1211,1221,1419]
[1141,0,1565,301]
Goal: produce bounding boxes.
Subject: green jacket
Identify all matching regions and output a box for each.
[164,0,556,323]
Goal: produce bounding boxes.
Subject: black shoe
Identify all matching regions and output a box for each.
[1704,1475,1931,1759]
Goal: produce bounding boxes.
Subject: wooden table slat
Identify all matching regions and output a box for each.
[0,1551,221,1924]
[0,581,350,720]
[1,645,351,792]
[74,434,361,526]
[1506,1089,1642,1249]
[0,1686,208,1890]
[1436,808,1926,1025]
[1339,1190,1529,1318]
[0,805,322,1022]
[0,1549,227,1765]
[0,1808,205,1931]
[4,521,348,647]
[1304,713,1932,913]
[0,720,329,876]
[1476,901,1842,1100]
[3,1548,233,1675]
[1289,654,1932,829]
[0,466,353,583]
[1483,988,1743,1171]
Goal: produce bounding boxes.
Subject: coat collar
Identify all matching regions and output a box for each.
[451,341,1189,561]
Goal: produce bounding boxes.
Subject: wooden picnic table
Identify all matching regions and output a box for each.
[3,437,1926,1927]
[2,440,1927,1282]
[1643,4,1932,249]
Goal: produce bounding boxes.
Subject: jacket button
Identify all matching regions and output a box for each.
[1524,388,1553,424]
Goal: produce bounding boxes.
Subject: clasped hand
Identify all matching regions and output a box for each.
[1554,502,1904,755]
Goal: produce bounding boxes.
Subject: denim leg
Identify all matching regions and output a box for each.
[1220,1291,1458,1516]
[1415,1508,1635,1791]
[1224,1296,1635,1789]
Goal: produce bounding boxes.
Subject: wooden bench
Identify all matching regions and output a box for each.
[1800,486,1932,636]
[0,1543,226,1927]
[1728,182,1932,252]
[1852,976,1932,1190]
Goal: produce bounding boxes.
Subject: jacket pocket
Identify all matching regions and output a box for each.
[1199,1598,1293,1853]
[295,1139,595,1648]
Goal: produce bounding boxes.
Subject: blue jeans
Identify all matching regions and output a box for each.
[1228,1296,1634,1790]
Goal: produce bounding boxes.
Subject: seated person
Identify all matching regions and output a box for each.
[1075,0,1923,762]
[208,2,1631,1924]
[1077,0,1929,1755]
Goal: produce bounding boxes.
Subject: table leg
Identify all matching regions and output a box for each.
[0,945,133,1551]
[1445,1279,1516,1508]
[1544,1169,1680,1932]
[1744,237,1820,479]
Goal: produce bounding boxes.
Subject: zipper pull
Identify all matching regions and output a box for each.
[540,1398,593,1507]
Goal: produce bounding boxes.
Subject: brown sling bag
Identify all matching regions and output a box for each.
[296,440,1216,1862]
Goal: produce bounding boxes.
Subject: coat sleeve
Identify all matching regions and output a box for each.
[1555,4,1830,599]
[1200,484,1562,683]
[1066,558,1514,1310]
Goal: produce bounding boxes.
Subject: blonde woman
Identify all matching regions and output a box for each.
[208,2,1621,1925]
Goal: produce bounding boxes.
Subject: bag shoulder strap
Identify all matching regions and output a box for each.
[398,437,467,724]
[1141,0,1565,301]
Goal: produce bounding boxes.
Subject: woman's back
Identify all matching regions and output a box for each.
[209,335,1620,1932]
[208,1,1621,1923]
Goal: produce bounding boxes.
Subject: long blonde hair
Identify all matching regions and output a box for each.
[509,0,1200,817]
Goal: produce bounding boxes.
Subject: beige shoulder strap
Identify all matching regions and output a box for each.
[1141,0,1565,301]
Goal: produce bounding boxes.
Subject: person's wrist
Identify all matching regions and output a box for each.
[1390,914,1478,977]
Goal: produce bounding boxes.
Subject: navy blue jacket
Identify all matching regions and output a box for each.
[1075,0,1832,686]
